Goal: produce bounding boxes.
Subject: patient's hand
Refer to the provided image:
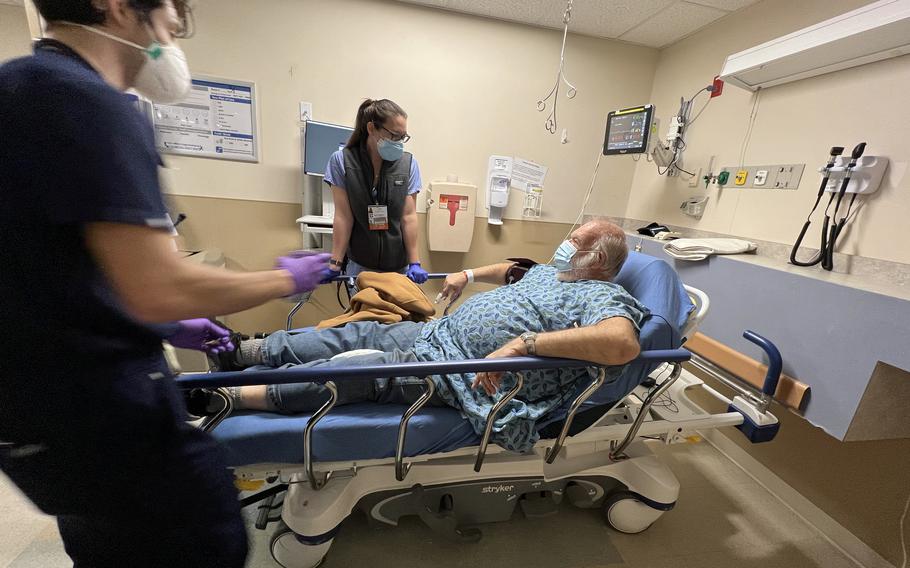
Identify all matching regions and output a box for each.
[472,339,526,396]
[438,272,469,305]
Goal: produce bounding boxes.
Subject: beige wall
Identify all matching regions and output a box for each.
[5,2,909,563]
[171,194,572,332]
[166,0,658,223]
[626,0,910,265]
[641,4,910,564]
[0,5,31,61]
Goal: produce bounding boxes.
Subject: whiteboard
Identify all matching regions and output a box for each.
[152,76,258,163]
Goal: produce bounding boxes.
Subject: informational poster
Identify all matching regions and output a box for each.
[510,157,548,191]
[152,76,258,162]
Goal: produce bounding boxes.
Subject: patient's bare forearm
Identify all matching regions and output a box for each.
[533,318,640,366]
[468,262,514,285]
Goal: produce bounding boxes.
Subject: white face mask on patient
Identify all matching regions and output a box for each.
[65,23,192,104]
[553,240,578,272]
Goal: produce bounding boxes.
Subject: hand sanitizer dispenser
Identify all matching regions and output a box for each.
[486,155,513,225]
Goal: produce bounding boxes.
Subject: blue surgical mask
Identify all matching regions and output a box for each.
[553,240,577,271]
[377,138,404,161]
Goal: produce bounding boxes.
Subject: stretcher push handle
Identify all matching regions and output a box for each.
[742,330,782,397]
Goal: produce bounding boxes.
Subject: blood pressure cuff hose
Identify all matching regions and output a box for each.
[505,258,538,284]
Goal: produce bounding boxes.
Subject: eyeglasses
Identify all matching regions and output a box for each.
[376,123,411,143]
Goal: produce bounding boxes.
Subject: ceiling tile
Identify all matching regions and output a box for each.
[547,0,678,39]
[618,1,727,47]
[442,0,552,26]
[395,0,755,46]
[686,0,760,11]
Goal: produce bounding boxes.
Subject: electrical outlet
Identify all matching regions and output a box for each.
[771,165,804,189]
[688,167,702,187]
[299,101,313,122]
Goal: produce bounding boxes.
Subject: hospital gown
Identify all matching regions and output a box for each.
[412,264,648,452]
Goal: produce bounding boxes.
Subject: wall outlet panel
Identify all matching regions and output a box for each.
[718,164,805,189]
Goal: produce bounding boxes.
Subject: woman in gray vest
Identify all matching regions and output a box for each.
[323,99,427,284]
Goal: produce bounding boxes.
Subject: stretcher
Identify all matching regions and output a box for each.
[175,252,782,568]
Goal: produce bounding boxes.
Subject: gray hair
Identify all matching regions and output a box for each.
[572,220,629,281]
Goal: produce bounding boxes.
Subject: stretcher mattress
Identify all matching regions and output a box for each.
[212,252,693,467]
[214,404,479,466]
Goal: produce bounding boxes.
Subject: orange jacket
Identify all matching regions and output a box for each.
[316,271,436,329]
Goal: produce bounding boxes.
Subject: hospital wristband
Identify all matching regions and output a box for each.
[462,269,474,283]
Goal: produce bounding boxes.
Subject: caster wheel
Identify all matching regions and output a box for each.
[602,492,663,534]
[270,522,332,568]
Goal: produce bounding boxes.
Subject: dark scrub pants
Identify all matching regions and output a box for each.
[0,40,247,566]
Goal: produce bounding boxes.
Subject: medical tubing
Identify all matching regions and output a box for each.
[789,221,822,267]
[825,191,860,269]
[742,330,782,397]
[789,147,843,267]
[822,142,866,271]
[174,350,692,389]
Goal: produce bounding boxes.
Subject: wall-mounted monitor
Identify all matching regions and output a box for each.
[303,121,354,176]
[603,105,654,155]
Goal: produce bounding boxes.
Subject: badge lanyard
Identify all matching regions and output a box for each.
[368,168,388,231]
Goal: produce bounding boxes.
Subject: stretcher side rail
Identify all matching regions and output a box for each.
[175,350,691,489]
[174,350,691,389]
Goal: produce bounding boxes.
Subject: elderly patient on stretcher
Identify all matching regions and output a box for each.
[202,220,648,453]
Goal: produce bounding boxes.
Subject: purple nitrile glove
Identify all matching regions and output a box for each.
[320,266,342,284]
[406,262,428,284]
[168,319,234,354]
[276,252,331,295]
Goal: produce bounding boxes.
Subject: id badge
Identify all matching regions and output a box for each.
[368,205,389,231]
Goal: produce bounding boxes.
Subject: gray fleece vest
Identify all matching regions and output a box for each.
[342,145,412,271]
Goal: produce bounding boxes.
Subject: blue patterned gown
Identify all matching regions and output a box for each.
[412,265,648,452]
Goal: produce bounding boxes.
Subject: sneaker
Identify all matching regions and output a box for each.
[184,388,227,419]
[207,319,249,372]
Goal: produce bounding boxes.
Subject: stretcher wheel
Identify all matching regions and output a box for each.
[602,492,662,534]
[270,521,331,568]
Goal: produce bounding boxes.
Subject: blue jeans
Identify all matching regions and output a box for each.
[260,321,447,413]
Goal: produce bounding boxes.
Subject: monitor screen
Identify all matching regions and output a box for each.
[603,105,654,155]
[303,121,354,175]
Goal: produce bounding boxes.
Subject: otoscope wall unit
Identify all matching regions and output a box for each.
[821,155,889,195]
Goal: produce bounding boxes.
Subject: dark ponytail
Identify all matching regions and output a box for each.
[346,98,408,149]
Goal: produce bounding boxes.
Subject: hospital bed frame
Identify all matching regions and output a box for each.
[176,282,783,568]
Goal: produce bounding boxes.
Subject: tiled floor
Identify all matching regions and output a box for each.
[1,440,859,568]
